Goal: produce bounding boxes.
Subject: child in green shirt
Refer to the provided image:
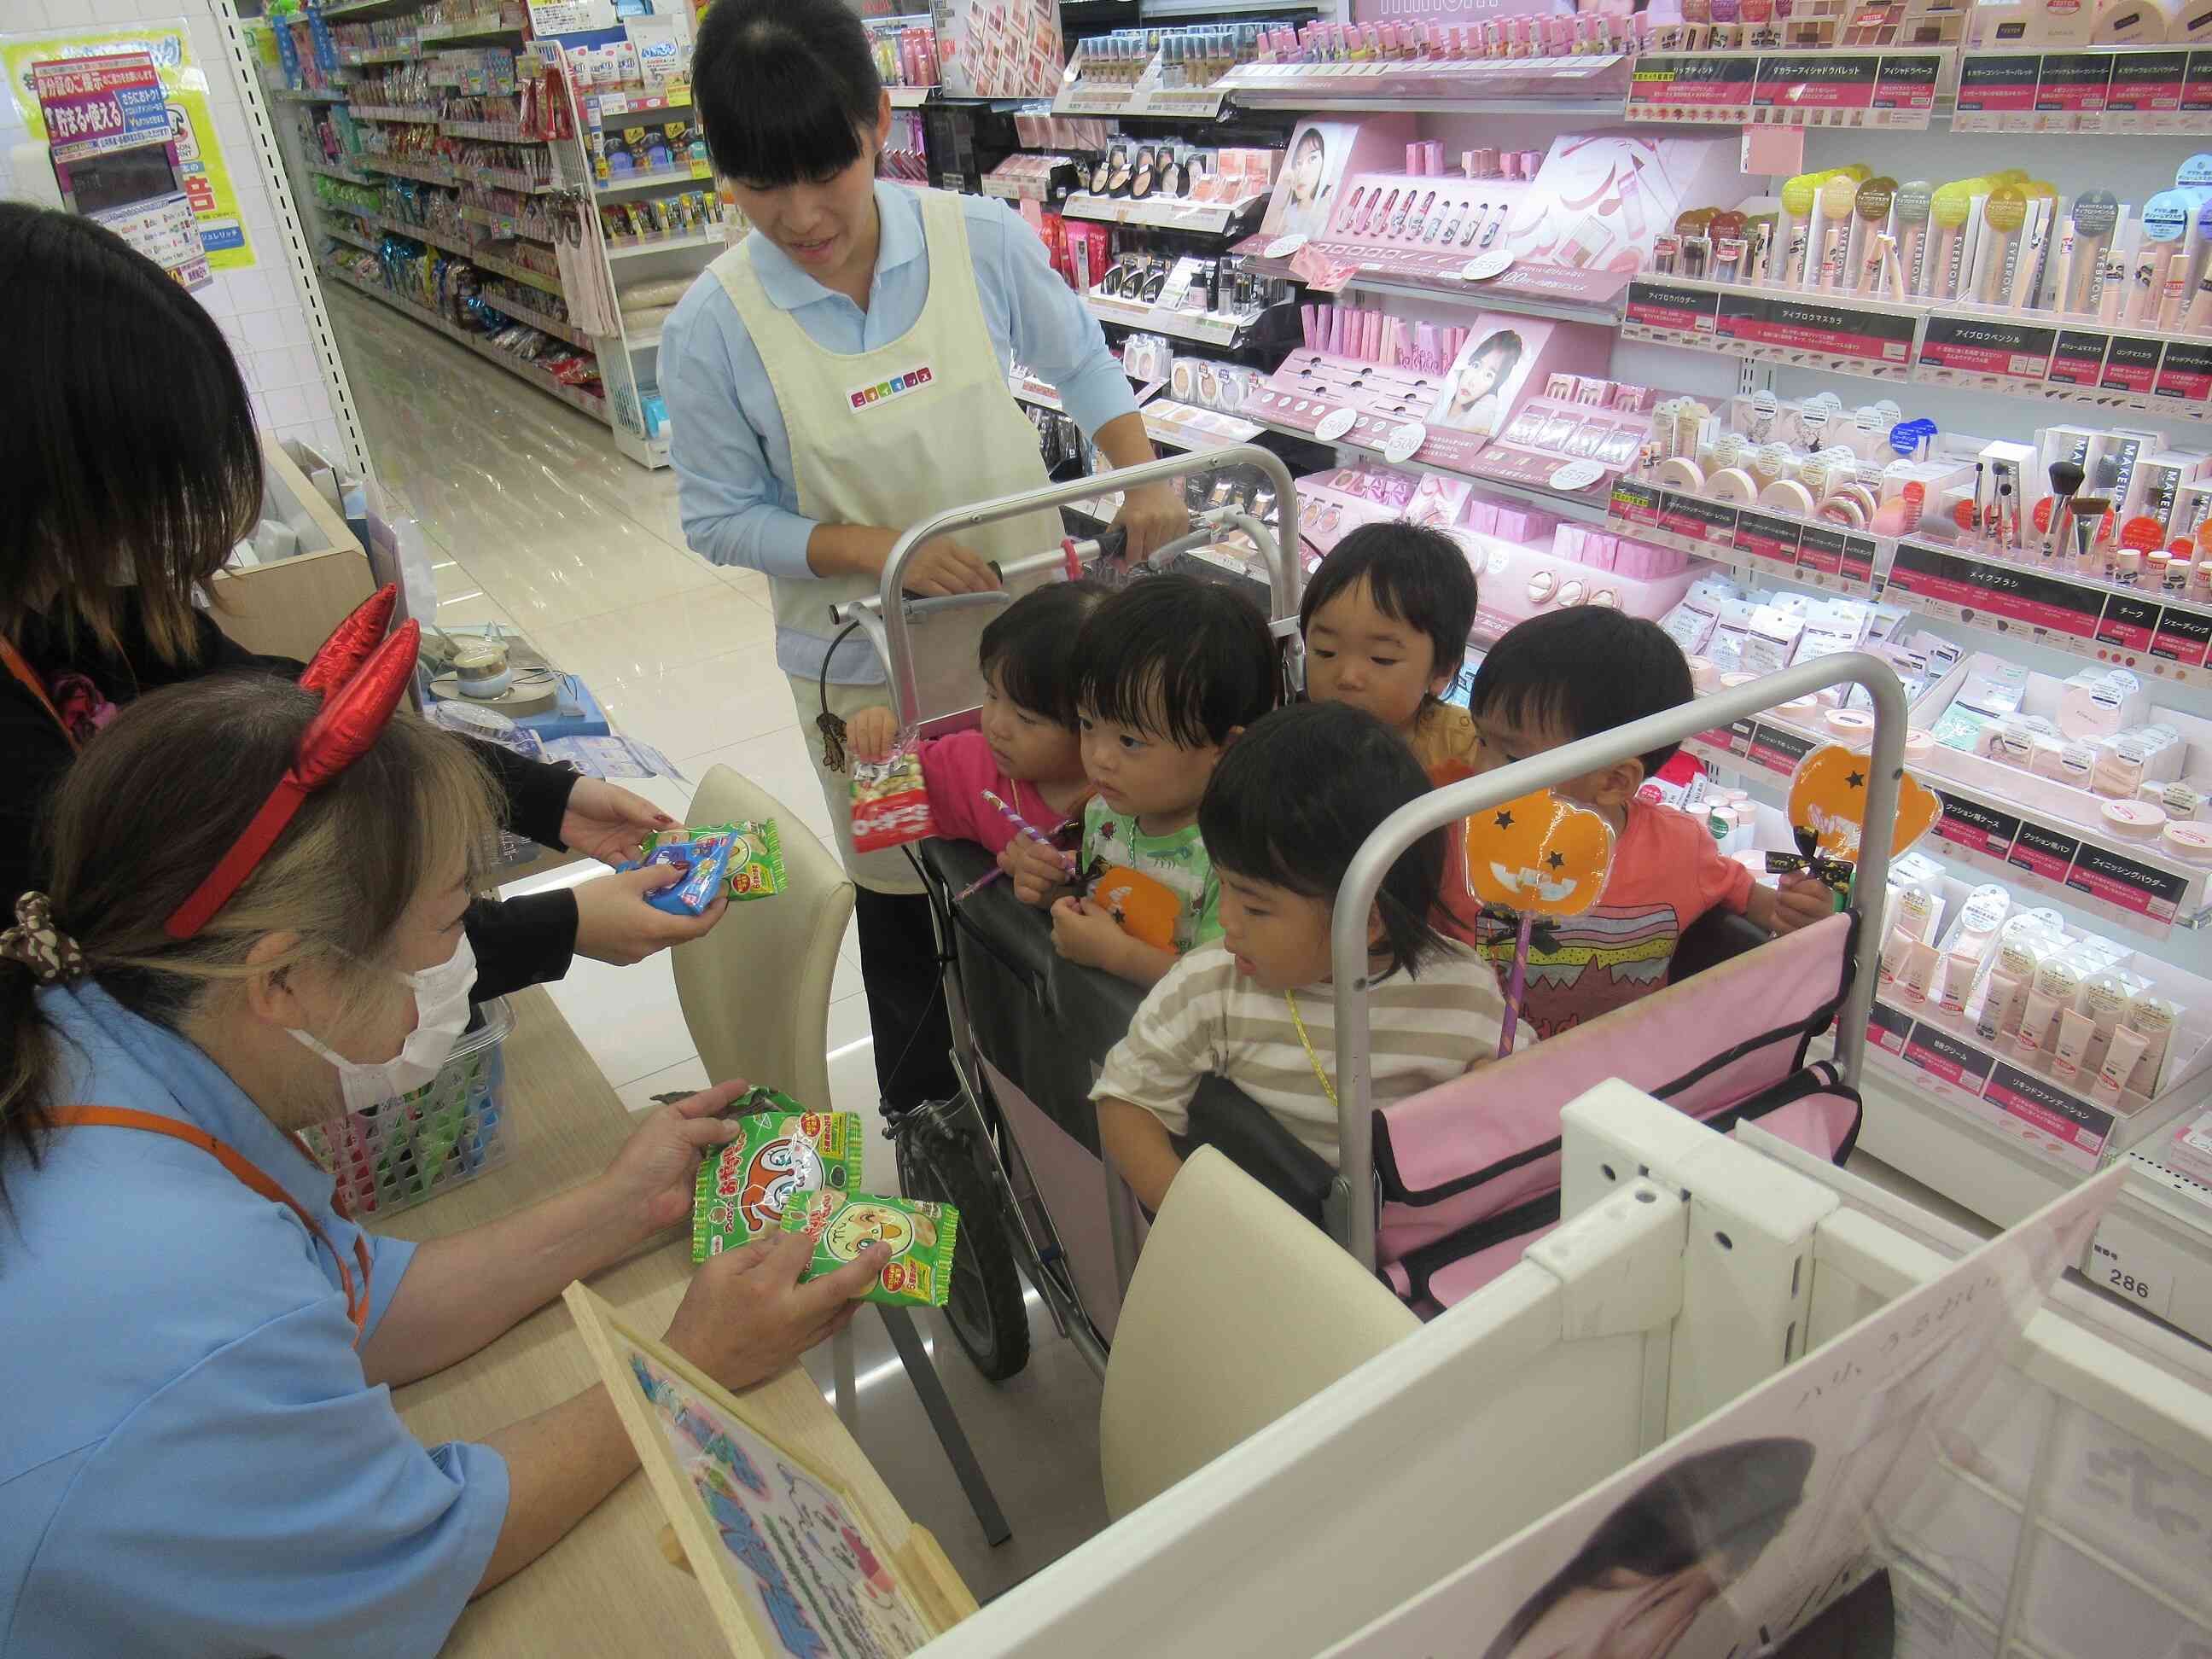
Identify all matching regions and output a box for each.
[1002,574,1280,987]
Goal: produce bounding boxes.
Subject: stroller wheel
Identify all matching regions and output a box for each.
[896,1119,1031,1382]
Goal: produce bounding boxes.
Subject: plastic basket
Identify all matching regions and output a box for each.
[300,997,518,1218]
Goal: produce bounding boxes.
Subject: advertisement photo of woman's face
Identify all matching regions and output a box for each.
[1290,130,1326,203]
[1452,344,1513,415]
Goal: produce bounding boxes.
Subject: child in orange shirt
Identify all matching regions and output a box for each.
[1464,608,1834,1039]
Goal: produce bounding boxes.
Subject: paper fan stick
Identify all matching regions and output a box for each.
[1462,789,1617,1055]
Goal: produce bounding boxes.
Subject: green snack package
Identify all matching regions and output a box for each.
[780,1189,959,1307]
[640,819,786,903]
[690,1091,863,1262]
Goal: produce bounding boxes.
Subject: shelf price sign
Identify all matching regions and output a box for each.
[1933,792,2022,862]
[1918,316,2058,387]
[1954,52,2043,130]
[1871,52,1942,122]
[2065,844,2190,928]
[2150,605,2212,673]
[1716,293,1917,377]
[1623,279,1719,344]
[1624,55,1757,123]
[1751,54,1879,119]
[2035,52,2115,126]
[2106,49,2189,129]
[1888,539,2108,650]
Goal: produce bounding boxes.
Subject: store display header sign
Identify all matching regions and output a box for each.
[30,52,167,164]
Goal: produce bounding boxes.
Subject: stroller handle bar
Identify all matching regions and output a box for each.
[850,445,1302,729]
[1326,652,1911,1269]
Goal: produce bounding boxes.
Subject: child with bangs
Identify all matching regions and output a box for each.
[1002,574,1280,987]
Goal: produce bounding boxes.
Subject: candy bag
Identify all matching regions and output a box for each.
[850,741,934,853]
[723,818,786,901]
[691,1093,864,1261]
[779,1188,959,1307]
[635,830,733,916]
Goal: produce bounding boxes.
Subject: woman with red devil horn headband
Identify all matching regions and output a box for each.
[0,664,887,1653]
[2,205,731,996]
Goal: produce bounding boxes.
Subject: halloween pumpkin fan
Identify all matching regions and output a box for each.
[1769,742,1941,903]
[1462,789,1618,1055]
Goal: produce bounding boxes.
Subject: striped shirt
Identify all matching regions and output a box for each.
[1092,940,1514,1167]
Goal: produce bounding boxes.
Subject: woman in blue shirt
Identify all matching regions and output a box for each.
[0,662,882,1656]
[666,0,1190,1121]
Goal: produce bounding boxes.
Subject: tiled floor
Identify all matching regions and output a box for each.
[329,288,1109,1599]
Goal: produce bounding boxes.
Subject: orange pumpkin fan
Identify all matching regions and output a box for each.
[1463,789,1618,1053]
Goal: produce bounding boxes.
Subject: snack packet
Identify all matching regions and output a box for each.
[691,1093,864,1261]
[724,818,786,901]
[780,1188,959,1307]
[635,820,786,903]
[636,830,733,917]
[850,742,934,853]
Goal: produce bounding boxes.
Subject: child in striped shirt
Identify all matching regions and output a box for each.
[1094,701,1514,1213]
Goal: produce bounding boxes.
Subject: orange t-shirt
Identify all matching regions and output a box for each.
[1452,798,1755,1039]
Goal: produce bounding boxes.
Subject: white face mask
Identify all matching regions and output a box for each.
[289,934,477,1114]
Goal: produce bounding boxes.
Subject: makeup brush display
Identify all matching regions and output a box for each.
[1651,157,2212,333]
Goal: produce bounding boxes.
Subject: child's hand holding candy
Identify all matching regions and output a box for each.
[1758,871,1837,937]
[1050,894,1126,969]
[843,706,899,764]
[1000,834,1074,907]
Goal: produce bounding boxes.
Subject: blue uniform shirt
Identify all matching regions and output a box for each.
[663,180,1138,682]
[0,982,509,1658]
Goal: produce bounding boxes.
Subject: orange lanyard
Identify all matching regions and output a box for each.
[1,637,78,754]
[49,1106,372,1344]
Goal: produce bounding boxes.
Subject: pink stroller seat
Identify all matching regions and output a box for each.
[1373,911,1864,1313]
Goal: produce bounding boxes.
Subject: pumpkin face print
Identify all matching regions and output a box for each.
[1092,864,1183,952]
[1464,789,1617,918]
[1788,743,1940,861]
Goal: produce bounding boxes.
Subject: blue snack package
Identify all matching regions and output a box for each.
[635,832,733,916]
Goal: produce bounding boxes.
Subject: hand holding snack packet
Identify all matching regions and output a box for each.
[851,740,934,853]
[781,1189,960,1307]
[627,820,788,905]
[691,1091,864,1261]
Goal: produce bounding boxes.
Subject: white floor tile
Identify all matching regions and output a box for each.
[616,1055,713,1115]
[597,646,800,762]
[681,725,833,839]
[532,585,776,688]
[539,948,698,1089]
[434,593,521,634]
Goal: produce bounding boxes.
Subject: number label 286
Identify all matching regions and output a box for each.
[2111,1268,2154,1300]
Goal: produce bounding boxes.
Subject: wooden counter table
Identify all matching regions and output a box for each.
[381,987,955,1655]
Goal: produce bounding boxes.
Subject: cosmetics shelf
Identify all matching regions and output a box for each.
[1214,55,1633,114]
[1684,714,2212,942]
[1608,480,1884,596]
[1950,45,2212,137]
[888,86,933,110]
[1052,84,1231,120]
[1141,400,1265,454]
[1249,410,1620,526]
[323,259,606,423]
[1621,275,2212,422]
[1620,48,1946,131]
[1061,192,1267,237]
[1082,288,1282,350]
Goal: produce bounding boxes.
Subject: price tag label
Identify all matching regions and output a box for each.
[1918,316,2058,385]
[1717,294,1916,373]
[2154,338,2212,405]
[2106,49,2187,125]
[2036,52,2114,123]
[1871,51,1942,120]
[1934,792,2023,859]
[1314,407,1358,442]
[1610,477,1663,528]
[2097,593,2163,657]
[1753,52,1879,116]
[2102,335,2165,398]
[1955,52,2042,129]
[2151,605,2212,670]
[1735,509,1803,568]
[1867,1000,1914,1058]
[2009,819,2083,889]
[1660,492,1740,548]
[1749,721,1817,777]
[1623,280,1720,341]
[1548,459,1607,492]
[1901,1020,1999,1097]
[2087,1227,2175,1319]
[2046,329,2113,388]
[2183,48,2212,117]
[1631,53,1760,119]
[1984,1062,2116,1169]
[2066,844,2189,927]
[1382,421,1428,464]
[1461,249,1514,282]
[1888,539,2107,644]
[1264,234,1307,259]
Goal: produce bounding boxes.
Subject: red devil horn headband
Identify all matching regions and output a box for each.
[298,583,399,699]
[164,607,421,941]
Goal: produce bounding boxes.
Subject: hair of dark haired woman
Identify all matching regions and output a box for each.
[1481,1437,1815,1659]
[1199,701,1448,981]
[0,675,498,1239]
[692,0,885,189]
[0,201,261,667]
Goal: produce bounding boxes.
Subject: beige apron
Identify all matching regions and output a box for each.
[713,188,1062,893]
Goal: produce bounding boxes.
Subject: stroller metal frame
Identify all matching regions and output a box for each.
[1327,650,1912,1270]
[827,446,1307,1376]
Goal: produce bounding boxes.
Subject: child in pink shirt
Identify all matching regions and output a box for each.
[1460,608,1835,1039]
[844,579,1102,859]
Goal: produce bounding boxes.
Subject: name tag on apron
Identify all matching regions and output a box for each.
[846,363,935,411]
